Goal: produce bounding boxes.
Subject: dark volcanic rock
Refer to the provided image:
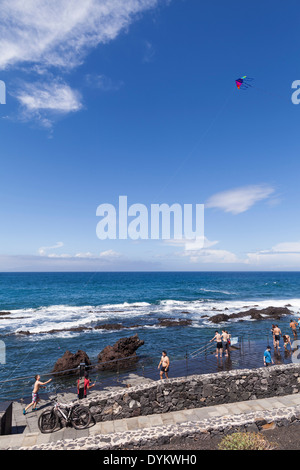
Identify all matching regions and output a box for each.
[94,323,124,330]
[209,306,292,324]
[97,334,144,371]
[209,314,230,324]
[52,349,91,376]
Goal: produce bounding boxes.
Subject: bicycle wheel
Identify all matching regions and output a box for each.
[38,409,58,433]
[71,405,92,430]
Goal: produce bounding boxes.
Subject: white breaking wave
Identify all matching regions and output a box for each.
[0,297,299,336]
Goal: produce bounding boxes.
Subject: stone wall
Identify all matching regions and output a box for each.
[0,402,12,435]
[83,363,300,423]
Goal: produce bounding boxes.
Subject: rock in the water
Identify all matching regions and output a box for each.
[97,334,144,371]
[209,313,230,324]
[209,306,292,324]
[94,323,124,330]
[52,350,91,376]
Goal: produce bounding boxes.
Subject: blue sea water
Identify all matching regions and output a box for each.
[0,271,300,399]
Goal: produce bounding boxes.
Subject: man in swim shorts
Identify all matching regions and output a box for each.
[222,330,231,357]
[158,351,170,380]
[210,331,223,357]
[23,374,52,415]
[273,325,282,349]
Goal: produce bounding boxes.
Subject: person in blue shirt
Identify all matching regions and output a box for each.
[264,346,274,367]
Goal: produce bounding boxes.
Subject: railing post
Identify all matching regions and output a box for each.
[185,349,188,377]
[79,363,85,378]
[142,361,145,377]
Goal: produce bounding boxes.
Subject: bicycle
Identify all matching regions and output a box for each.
[38,397,92,433]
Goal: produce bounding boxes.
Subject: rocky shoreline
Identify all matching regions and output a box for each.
[9,305,293,336]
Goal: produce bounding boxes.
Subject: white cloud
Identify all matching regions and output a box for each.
[270,241,300,253]
[1,0,164,125]
[99,249,122,259]
[164,236,218,251]
[12,79,83,126]
[182,248,239,264]
[74,252,94,258]
[15,80,82,113]
[0,0,160,71]
[38,241,64,256]
[38,244,122,261]
[85,74,124,92]
[245,241,300,268]
[167,237,240,264]
[206,184,275,215]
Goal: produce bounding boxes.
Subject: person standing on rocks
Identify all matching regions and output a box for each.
[158,351,170,380]
[210,331,223,358]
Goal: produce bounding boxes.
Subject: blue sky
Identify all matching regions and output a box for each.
[0,0,300,271]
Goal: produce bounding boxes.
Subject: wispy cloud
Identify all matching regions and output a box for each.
[246,241,300,268]
[15,81,82,112]
[0,0,161,71]
[12,79,83,126]
[206,184,275,215]
[85,74,124,92]
[38,241,64,256]
[38,242,122,261]
[142,40,155,63]
[166,237,240,264]
[1,0,164,125]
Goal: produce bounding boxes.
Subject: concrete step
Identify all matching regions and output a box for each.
[2,391,300,449]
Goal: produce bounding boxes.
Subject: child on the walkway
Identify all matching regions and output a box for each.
[23,375,52,415]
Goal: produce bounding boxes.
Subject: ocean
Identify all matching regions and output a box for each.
[0,271,299,400]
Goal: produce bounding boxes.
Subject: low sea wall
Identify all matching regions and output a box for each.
[0,402,12,435]
[83,363,300,422]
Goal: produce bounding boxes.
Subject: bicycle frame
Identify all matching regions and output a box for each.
[53,402,74,422]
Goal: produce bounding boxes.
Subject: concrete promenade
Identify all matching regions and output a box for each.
[1,390,300,449]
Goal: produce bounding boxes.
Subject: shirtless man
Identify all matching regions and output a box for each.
[222,330,231,357]
[158,351,170,380]
[290,319,298,339]
[273,325,281,349]
[210,331,223,357]
[23,375,52,415]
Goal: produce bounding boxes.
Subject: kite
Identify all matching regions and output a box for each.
[235,76,254,90]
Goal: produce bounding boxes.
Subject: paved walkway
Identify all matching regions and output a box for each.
[1,391,300,449]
